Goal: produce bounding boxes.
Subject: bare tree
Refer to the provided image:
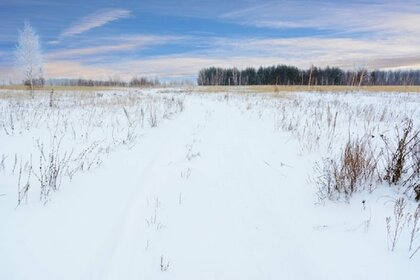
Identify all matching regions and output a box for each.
[15,21,43,97]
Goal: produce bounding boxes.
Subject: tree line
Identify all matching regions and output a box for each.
[46,77,161,87]
[197,65,420,86]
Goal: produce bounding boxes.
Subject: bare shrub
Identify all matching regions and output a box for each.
[122,107,137,145]
[49,89,55,108]
[148,107,158,128]
[33,137,72,202]
[408,204,420,251]
[66,141,103,180]
[316,138,377,201]
[409,143,420,201]
[176,98,184,112]
[2,112,15,136]
[139,107,145,128]
[162,97,184,119]
[17,157,32,206]
[381,119,419,198]
[386,197,408,251]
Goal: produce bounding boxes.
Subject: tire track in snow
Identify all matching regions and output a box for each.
[151,98,318,279]
[84,97,211,279]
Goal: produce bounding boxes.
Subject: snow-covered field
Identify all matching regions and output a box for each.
[0,87,419,279]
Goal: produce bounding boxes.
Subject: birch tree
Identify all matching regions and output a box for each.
[15,22,43,96]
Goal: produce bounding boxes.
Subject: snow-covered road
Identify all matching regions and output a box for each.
[1,93,418,279]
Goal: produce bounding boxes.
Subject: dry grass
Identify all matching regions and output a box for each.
[0,88,127,102]
[0,89,185,204]
[2,85,420,97]
[316,138,377,201]
[0,87,113,101]
[381,119,420,198]
[0,85,120,91]
[189,85,420,93]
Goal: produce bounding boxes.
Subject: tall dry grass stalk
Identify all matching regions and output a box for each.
[316,138,377,201]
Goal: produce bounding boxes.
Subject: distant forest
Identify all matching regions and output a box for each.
[197,65,420,86]
[45,77,161,87]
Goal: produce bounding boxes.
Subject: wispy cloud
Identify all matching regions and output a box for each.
[42,51,420,82]
[47,35,185,60]
[2,0,419,82]
[43,56,260,80]
[39,30,420,81]
[216,0,420,71]
[55,8,131,41]
[208,36,420,63]
[221,0,420,36]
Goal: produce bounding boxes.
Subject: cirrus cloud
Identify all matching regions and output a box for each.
[55,8,131,41]
[46,35,186,60]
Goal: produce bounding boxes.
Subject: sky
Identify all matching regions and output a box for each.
[0,0,419,82]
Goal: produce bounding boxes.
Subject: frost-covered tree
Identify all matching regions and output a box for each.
[15,22,43,96]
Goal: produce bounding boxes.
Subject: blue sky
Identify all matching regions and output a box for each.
[0,0,419,81]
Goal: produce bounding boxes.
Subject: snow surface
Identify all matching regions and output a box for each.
[0,88,419,279]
